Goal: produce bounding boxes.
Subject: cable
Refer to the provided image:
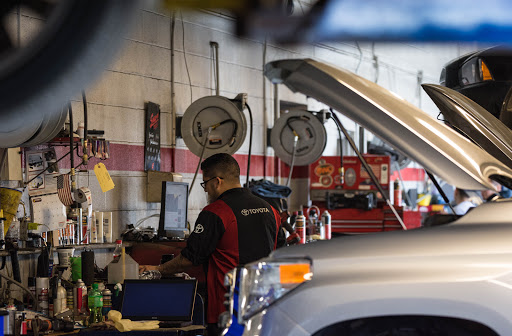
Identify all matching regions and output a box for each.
[189,127,212,196]
[246,103,254,187]
[286,135,298,188]
[355,41,363,74]
[134,214,160,228]
[284,115,307,188]
[210,41,219,95]
[180,11,193,104]
[332,117,344,177]
[82,91,88,140]
[285,115,309,136]
[216,119,238,147]
[372,43,379,83]
[69,103,74,169]
[68,103,76,193]
[331,109,406,230]
[82,91,89,166]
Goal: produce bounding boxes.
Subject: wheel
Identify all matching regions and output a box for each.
[0,0,140,147]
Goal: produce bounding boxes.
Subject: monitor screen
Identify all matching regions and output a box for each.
[159,181,189,238]
[121,279,197,321]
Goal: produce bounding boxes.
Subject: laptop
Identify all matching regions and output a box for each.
[121,278,198,328]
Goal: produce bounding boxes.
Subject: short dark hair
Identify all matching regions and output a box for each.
[201,153,240,182]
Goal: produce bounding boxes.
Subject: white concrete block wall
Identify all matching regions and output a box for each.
[9,3,484,250]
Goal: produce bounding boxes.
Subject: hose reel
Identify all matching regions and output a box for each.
[180,94,248,158]
[271,110,327,166]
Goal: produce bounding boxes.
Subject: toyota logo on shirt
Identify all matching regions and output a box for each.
[194,224,204,234]
[241,208,270,216]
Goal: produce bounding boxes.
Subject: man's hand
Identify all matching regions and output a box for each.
[139,265,159,274]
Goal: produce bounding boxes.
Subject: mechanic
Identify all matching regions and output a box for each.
[140,153,285,335]
[452,188,480,215]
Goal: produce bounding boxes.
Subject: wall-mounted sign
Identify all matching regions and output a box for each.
[144,101,161,171]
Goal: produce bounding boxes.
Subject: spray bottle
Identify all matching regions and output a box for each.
[394,179,402,207]
[322,210,331,240]
[295,208,306,244]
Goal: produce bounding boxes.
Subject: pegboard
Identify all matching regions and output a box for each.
[30,193,67,232]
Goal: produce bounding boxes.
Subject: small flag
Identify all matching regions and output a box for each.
[57,174,74,206]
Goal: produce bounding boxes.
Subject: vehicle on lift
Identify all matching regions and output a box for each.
[440,45,512,120]
[220,59,512,335]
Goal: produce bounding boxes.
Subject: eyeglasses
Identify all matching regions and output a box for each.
[200,176,223,190]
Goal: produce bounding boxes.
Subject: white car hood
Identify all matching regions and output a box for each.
[264,59,512,190]
[423,83,512,168]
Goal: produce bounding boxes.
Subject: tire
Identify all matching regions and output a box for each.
[0,0,140,147]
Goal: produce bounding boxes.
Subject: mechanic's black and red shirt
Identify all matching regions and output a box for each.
[181,187,284,324]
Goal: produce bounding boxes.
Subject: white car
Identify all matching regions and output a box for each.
[221,59,512,336]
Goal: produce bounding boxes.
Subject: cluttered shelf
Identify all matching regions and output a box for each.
[0,242,133,257]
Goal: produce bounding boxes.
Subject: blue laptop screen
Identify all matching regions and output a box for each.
[121,279,197,321]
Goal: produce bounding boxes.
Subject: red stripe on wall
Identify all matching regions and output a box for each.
[51,144,425,182]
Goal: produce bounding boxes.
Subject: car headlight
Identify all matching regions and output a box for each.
[238,258,312,321]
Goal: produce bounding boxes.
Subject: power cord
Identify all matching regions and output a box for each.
[245,103,254,187]
[180,11,193,104]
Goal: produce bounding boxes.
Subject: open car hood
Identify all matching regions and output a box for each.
[264,59,512,190]
[422,84,512,169]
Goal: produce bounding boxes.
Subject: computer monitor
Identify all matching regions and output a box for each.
[158,181,189,239]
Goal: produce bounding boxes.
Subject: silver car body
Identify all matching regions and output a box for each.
[243,202,512,335]
[226,59,512,335]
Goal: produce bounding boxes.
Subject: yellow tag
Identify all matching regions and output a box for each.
[28,222,39,231]
[94,163,115,192]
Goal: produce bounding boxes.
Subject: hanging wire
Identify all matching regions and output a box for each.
[180,11,193,104]
[355,41,363,74]
[189,127,212,196]
[286,136,298,188]
[245,103,254,187]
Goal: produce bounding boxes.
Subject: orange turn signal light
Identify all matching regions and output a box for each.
[279,263,311,284]
[481,60,493,81]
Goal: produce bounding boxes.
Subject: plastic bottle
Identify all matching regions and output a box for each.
[113,240,122,260]
[295,210,306,244]
[317,220,325,239]
[88,283,103,324]
[307,209,318,237]
[54,279,67,315]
